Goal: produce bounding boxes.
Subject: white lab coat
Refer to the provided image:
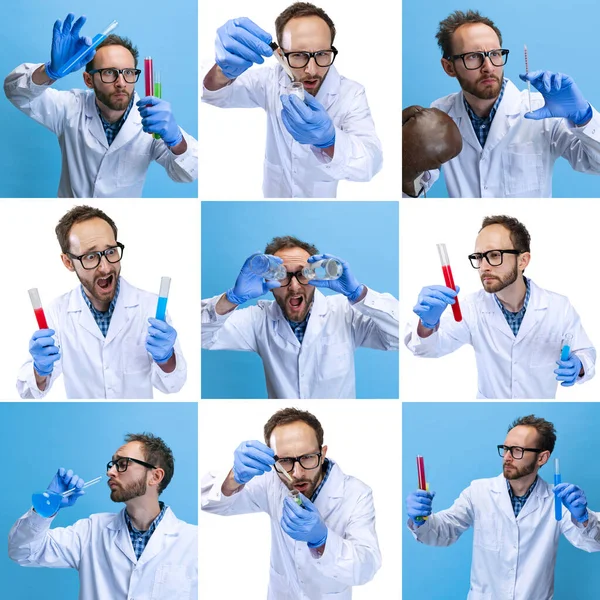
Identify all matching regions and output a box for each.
[8,506,197,600]
[201,288,399,398]
[404,279,595,399]
[17,277,187,399]
[4,63,198,197]
[202,462,381,599]
[202,64,382,198]
[422,79,600,197]
[408,474,600,600]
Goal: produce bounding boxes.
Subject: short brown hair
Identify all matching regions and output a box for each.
[264,235,319,256]
[85,34,139,71]
[436,10,502,59]
[125,432,174,495]
[508,415,556,453]
[55,205,118,254]
[264,408,324,448]
[275,2,336,47]
[480,215,531,253]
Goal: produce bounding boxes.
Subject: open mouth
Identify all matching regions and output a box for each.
[288,295,304,313]
[302,79,319,90]
[96,274,114,291]
[293,482,310,492]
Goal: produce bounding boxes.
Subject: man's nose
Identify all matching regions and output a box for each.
[304,57,319,77]
[292,461,304,479]
[289,276,302,291]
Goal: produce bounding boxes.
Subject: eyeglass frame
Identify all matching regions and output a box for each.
[281,46,338,69]
[88,67,142,83]
[446,48,510,70]
[67,242,125,270]
[468,249,522,269]
[273,451,323,473]
[275,271,311,287]
[497,445,544,460]
[106,456,157,472]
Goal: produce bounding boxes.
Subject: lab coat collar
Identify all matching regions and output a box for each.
[277,65,341,110]
[317,461,345,500]
[490,474,552,522]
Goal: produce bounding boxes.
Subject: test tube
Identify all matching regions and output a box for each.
[554,458,562,521]
[152,70,162,139]
[436,243,462,322]
[560,333,573,361]
[249,254,286,281]
[524,45,532,114]
[155,277,171,321]
[144,57,154,98]
[56,20,119,78]
[416,455,428,522]
[269,41,295,81]
[28,288,49,329]
[302,258,342,281]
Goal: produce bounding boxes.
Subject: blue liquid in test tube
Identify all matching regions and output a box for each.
[560,333,573,361]
[554,458,562,521]
[156,277,171,321]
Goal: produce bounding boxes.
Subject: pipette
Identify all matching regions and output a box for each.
[436,243,463,322]
[269,42,295,81]
[524,45,532,114]
[560,333,573,361]
[32,476,103,518]
[155,276,171,321]
[56,20,119,78]
[275,461,303,505]
[416,455,428,522]
[28,288,49,329]
[554,459,562,521]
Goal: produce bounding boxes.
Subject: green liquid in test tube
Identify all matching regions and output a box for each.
[153,71,162,139]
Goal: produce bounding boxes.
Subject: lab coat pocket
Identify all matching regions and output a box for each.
[318,336,351,380]
[473,514,500,551]
[151,564,192,599]
[529,335,562,368]
[117,153,151,188]
[502,146,543,196]
[268,566,297,599]
[125,344,152,373]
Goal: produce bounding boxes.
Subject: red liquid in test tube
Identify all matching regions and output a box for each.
[417,455,427,490]
[144,57,154,97]
[437,243,462,322]
[28,288,49,329]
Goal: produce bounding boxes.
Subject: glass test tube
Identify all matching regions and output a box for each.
[303,258,342,281]
[560,333,573,361]
[28,288,49,329]
[56,20,119,78]
[416,455,428,522]
[156,277,171,321]
[437,243,463,322]
[269,41,295,80]
[152,70,162,139]
[144,57,154,97]
[554,458,562,521]
[249,254,286,281]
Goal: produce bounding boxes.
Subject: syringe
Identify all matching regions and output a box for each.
[554,458,562,521]
[28,288,49,329]
[155,277,171,321]
[524,45,532,114]
[437,243,463,322]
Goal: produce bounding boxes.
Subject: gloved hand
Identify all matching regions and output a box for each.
[413,285,459,329]
[136,98,183,147]
[281,493,328,547]
[47,468,85,510]
[215,17,273,79]
[519,71,592,125]
[280,93,335,148]
[554,354,583,387]
[45,14,94,80]
[146,318,177,363]
[29,329,61,376]
[307,254,364,302]
[554,482,588,523]
[226,254,283,305]
[233,440,275,484]
[406,489,436,526]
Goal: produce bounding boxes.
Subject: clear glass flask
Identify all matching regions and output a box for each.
[303,258,343,281]
[286,81,305,102]
[249,254,286,280]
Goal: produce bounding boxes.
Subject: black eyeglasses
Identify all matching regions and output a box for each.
[468,249,522,269]
[107,456,157,473]
[448,49,509,70]
[274,452,322,473]
[276,271,310,287]
[282,47,338,69]
[68,242,125,270]
[88,68,141,83]
[497,445,544,460]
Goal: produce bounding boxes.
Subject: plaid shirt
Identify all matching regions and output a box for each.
[80,278,120,337]
[494,277,531,337]
[311,458,334,503]
[288,311,312,343]
[125,501,167,560]
[96,97,134,146]
[507,477,538,517]
[464,78,507,148]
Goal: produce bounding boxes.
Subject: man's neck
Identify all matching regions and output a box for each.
[508,472,537,497]
[464,90,498,119]
[495,276,527,313]
[96,98,127,124]
[125,496,162,531]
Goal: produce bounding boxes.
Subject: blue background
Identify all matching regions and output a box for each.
[1,402,197,600]
[403,402,600,599]
[201,201,399,399]
[0,0,197,198]
[403,0,600,197]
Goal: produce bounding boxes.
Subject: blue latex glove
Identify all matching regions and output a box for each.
[233,440,275,484]
[215,17,273,79]
[413,285,459,329]
[554,482,588,523]
[307,253,364,301]
[29,329,61,376]
[45,14,94,80]
[136,97,183,147]
[554,354,583,387]
[281,493,328,547]
[47,468,85,510]
[280,93,336,148]
[226,254,283,305]
[519,71,592,125]
[406,489,436,526]
[146,318,177,363]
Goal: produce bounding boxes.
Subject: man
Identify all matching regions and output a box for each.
[9,433,197,600]
[203,2,382,198]
[406,415,600,600]
[17,205,186,399]
[201,235,398,398]
[415,10,600,197]
[202,407,381,599]
[4,14,198,197]
[405,215,595,399]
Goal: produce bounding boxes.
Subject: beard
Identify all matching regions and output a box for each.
[297,68,330,96]
[503,459,536,480]
[481,263,518,293]
[77,269,119,307]
[456,69,502,100]
[110,475,147,503]
[274,287,315,322]
[94,85,132,111]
